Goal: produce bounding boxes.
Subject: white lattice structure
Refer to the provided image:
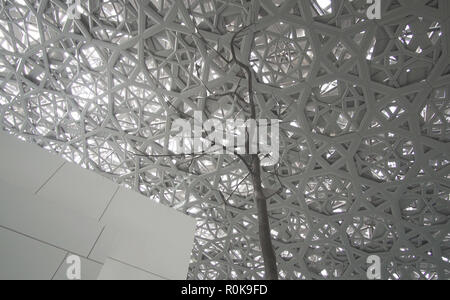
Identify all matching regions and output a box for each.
[0,0,449,280]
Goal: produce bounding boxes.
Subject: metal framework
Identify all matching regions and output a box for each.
[0,0,449,280]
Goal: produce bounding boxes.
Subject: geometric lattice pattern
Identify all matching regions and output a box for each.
[0,0,449,279]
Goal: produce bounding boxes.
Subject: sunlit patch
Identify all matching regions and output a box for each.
[251,22,312,88]
[81,45,104,70]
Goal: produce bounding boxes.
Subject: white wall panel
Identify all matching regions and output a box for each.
[97,259,165,280]
[0,179,103,257]
[52,255,103,281]
[101,188,196,232]
[36,163,118,220]
[0,228,66,280]
[107,226,193,280]
[87,226,118,264]
[96,187,196,279]
[0,130,196,280]
[0,132,65,194]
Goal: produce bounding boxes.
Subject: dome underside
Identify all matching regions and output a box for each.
[0,0,449,280]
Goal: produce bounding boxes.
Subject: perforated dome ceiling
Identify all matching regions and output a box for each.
[0,0,449,280]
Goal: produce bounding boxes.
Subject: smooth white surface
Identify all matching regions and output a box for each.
[37,163,118,220]
[88,225,119,263]
[53,255,103,280]
[98,187,196,279]
[0,227,66,280]
[97,259,165,280]
[0,130,197,280]
[101,187,196,242]
[0,179,103,257]
[0,131,65,193]
[108,226,192,280]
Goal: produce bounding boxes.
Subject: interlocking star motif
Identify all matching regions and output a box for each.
[0,0,449,280]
